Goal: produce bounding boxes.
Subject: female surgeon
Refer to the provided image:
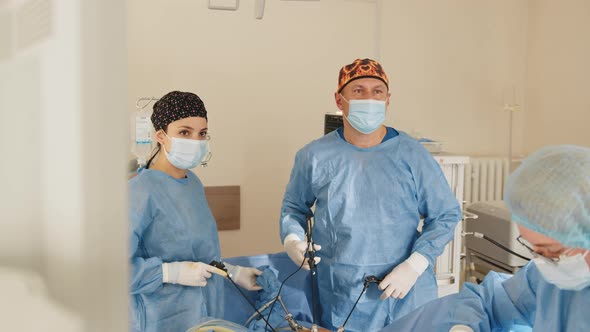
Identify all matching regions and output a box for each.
[128,91,262,332]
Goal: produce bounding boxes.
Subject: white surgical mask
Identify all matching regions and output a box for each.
[533,250,590,291]
[163,133,210,170]
[340,94,386,134]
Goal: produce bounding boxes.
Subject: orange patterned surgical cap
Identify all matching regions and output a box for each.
[337,58,389,93]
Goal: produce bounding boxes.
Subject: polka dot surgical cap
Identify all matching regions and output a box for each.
[151,91,207,131]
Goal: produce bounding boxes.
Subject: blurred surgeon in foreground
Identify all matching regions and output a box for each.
[380,145,590,332]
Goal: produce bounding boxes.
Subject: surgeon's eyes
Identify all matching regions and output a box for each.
[199,131,208,138]
[179,130,191,136]
[351,88,384,97]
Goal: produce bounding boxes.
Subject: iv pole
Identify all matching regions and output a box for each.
[503,87,520,173]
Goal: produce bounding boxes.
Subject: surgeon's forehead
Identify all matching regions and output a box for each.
[517,225,563,248]
[168,116,207,131]
[350,78,386,89]
[343,79,387,94]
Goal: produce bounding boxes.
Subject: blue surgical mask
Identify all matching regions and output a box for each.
[163,133,210,170]
[340,94,386,134]
[533,250,590,290]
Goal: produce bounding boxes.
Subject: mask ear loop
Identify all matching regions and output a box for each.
[200,136,212,167]
[339,94,354,129]
[340,93,350,104]
[560,248,589,259]
[200,151,212,167]
[160,130,173,154]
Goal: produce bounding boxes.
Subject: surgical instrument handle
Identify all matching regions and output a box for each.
[462,232,530,262]
[211,261,277,332]
[462,210,479,220]
[306,215,319,327]
[337,275,383,331]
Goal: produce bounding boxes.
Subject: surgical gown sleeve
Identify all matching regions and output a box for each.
[379,264,539,332]
[129,181,164,295]
[280,149,316,242]
[409,145,462,266]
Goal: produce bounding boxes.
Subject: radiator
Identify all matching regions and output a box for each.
[464,157,510,204]
[432,155,469,297]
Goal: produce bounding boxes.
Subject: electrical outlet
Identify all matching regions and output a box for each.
[255,0,265,19]
[208,0,239,11]
[503,104,521,112]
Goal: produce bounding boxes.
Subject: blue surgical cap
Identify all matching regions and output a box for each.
[505,145,590,249]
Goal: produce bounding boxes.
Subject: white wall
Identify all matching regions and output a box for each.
[524,0,590,152]
[380,0,528,157]
[80,1,129,330]
[0,45,43,271]
[0,0,128,330]
[128,0,531,257]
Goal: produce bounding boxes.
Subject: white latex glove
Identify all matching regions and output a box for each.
[162,261,226,287]
[379,252,429,300]
[225,263,263,291]
[283,234,321,270]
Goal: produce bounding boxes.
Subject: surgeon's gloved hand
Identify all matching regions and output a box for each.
[162,261,226,287]
[379,252,429,300]
[284,234,321,270]
[225,263,263,291]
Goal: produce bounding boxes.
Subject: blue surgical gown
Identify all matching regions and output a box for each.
[279,131,462,331]
[380,262,590,332]
[128,168,224,332]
